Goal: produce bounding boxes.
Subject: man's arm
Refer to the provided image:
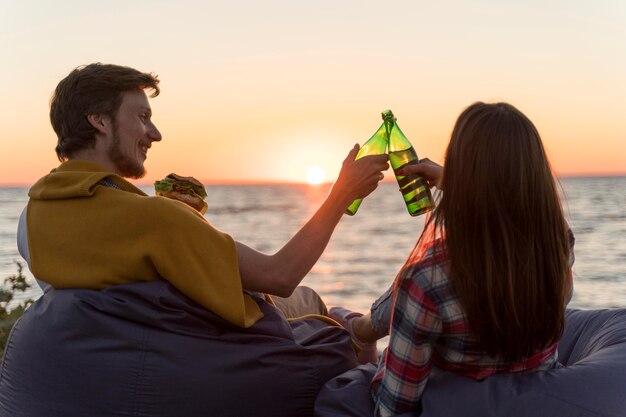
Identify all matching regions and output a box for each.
[236,145,389,297]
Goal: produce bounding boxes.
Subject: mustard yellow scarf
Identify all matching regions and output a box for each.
[27,160,263,327]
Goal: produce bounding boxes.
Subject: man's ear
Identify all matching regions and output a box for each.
[86,114,110,133]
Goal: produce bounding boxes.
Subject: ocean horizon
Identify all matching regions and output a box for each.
[1,176,625,314]
[1,172,625,188]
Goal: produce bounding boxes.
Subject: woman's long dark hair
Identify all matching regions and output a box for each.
[407,102,570,362]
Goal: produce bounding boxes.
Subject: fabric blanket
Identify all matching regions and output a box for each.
[314,308,626,417]
[0,281,357,417]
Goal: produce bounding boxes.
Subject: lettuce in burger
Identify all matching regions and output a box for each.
[154,173,208,214]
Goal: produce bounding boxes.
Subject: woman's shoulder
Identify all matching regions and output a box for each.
[399,238,450,292]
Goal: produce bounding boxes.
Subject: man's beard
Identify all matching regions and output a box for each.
[107,126,146,179]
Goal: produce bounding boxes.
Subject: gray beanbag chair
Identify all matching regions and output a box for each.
[0,281,357,417]
[315,309,626,417]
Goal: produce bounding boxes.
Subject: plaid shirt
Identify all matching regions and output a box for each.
[371,229,576,417]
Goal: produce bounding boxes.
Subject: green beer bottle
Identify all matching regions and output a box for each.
[385,110,433,216]
[345,114,389,215]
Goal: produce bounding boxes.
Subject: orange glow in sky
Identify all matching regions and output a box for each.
[1,2,624,186]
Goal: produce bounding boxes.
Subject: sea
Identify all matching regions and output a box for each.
[1,177,625,313]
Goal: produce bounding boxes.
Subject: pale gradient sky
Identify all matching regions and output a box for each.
[1,0,625,185]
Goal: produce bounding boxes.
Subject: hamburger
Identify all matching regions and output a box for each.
[154,173,208,214]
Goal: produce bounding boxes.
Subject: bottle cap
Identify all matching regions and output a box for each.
[381,109,396,122]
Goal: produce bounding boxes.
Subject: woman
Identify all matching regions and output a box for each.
[331,102,575,417]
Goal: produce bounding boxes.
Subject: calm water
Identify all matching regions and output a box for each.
[0,178,625,313]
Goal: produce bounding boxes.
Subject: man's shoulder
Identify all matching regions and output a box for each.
[139,193,208,223]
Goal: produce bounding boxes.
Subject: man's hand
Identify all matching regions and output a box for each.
[398,158,443,190]
[236,145,388,297]
[331,144,389,204]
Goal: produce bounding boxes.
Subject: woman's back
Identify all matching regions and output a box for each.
[372,102,574,417]
[437,102,571,362]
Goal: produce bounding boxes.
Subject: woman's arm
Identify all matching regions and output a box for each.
[236,145,389,297]
[565,226,576,305]
[373,278,442,416]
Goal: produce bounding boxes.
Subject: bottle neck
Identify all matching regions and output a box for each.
[383,116,395,139]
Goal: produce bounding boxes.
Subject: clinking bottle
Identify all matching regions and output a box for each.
[384,110,433,216]
[344,114,389,215]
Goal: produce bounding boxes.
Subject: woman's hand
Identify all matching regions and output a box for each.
[398,158,443,189]
[331,144,389,204]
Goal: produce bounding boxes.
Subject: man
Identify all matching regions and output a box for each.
[1,63,388,416]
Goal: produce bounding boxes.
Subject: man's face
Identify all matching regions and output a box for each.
[107,90,161,179]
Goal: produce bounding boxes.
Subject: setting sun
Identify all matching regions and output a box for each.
[305,166,326,185]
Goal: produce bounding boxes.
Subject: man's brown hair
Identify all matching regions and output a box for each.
[50,63,160,161]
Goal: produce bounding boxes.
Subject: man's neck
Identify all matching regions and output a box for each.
[69,151,119,175]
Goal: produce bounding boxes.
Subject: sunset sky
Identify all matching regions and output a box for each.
[1,0,624,186]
